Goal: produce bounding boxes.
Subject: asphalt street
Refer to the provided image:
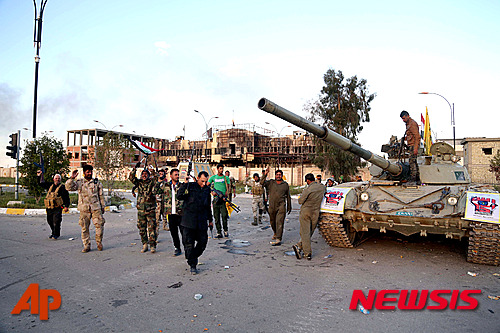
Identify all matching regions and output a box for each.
[0,195,499,332]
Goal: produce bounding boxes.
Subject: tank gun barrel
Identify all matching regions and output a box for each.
[258,98,402,176]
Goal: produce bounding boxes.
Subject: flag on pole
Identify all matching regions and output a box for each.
[127,137,163,155]
[424,107,432,155]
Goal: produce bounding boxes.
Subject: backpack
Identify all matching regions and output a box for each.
[44,184,64,209]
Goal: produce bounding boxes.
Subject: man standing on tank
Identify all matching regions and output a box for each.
[208,164,231,238]
[177,171,213,275]
[400,110,421,184]
[260,167,292,246]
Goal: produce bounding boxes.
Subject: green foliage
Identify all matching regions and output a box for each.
[92,132,133,195]
[489,149,500,182]
[306,69,375,178]
[18,133,70,199]
[0,177,15,184]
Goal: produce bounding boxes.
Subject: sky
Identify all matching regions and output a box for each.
[1,0,499,168]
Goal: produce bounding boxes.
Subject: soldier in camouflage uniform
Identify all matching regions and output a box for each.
[66,165,106,253]
[154,169,168,240]
[129,164,159,253]
[244,173,265,226]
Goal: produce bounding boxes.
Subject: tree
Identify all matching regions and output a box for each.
[91,132,133,196]
[489,150,500,183]
[306,69,375,179]
[19,133,70,201]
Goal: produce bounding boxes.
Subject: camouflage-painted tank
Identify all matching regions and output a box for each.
[258,98,500,266]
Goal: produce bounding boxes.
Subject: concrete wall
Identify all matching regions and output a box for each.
[463,138,500,184]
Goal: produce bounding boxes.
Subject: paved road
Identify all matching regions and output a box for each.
[0,195,499,332]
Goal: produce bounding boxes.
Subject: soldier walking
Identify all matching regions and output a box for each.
[260,167,292,246]
[244,172,265,226]
[177,171,213,275]
[292,173,326,260]
[66,165,106,253]
[154,169,168,241]
[37,170,70,240]
[129,164,159,253]
[208,164,231,238]
[225,170,236,201]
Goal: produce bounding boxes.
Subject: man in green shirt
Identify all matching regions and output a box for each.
[208,163,231,238]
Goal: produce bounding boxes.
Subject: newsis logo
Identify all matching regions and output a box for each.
[350,289,481,311]
[11,284,61,320]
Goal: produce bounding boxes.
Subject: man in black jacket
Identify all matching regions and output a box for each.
[37,170,71,239]
[177,171,213,275]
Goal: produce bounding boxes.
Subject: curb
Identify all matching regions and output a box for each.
[0,202,136,216]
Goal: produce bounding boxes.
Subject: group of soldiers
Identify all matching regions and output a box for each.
[38,160,329,274]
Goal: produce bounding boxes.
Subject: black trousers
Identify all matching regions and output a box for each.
[168,214,182,250]
[181,226,208,268]
[46,208,62,238]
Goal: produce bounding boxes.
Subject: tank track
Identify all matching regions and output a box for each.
[467,222,500,266]
[318,213,355,248]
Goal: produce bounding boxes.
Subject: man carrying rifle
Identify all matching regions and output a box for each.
[177,171,213,275]
[208,163,231,238]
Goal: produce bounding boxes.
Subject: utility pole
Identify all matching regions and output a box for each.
[15,130,20,200]
[32,0,48,139]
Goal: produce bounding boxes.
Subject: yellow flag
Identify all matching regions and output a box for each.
[226,202,234,217]
[424,107,432,155]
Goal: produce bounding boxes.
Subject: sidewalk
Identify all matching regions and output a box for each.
[0,202,136,216]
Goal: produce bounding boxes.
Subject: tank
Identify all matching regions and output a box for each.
[258,98,500,266]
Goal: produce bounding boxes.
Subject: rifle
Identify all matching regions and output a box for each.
[34,151,45,183]
[186,141,196,181]
[211,188,241,213]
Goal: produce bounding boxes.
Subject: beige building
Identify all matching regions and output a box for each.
[461,137,500,184]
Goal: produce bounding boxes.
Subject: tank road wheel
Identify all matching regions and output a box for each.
[318,213,357,248]
[467,222,500,266]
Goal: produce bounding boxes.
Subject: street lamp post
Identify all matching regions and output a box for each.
[266,122,291,169]
[194,110,218,159]
[419,92,456,150]
[32,0,48,139]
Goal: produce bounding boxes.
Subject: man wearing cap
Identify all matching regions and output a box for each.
[292,173,326,260]
[66,165,106,252]
[129,164,159,253]
[400,110,421,184]
[244,172,265,226]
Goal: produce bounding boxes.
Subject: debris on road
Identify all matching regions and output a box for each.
[372,261,378,264]
[168,282,183,289]
[358,305,370,315]
[487,295,500,300]
[324,254,333,258]
[194,294,203,300]
[467,271,478,277]
[68,238,76,241]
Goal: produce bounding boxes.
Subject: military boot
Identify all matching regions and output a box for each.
[150,246,156,253]
[252,217,258,226]
[258,216,262,224]
[97,242,103,251]
[141,244,149,253]
[81,245,90,253]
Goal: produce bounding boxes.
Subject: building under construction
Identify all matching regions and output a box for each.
[66,124,321,185]
[156,123,316,169]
